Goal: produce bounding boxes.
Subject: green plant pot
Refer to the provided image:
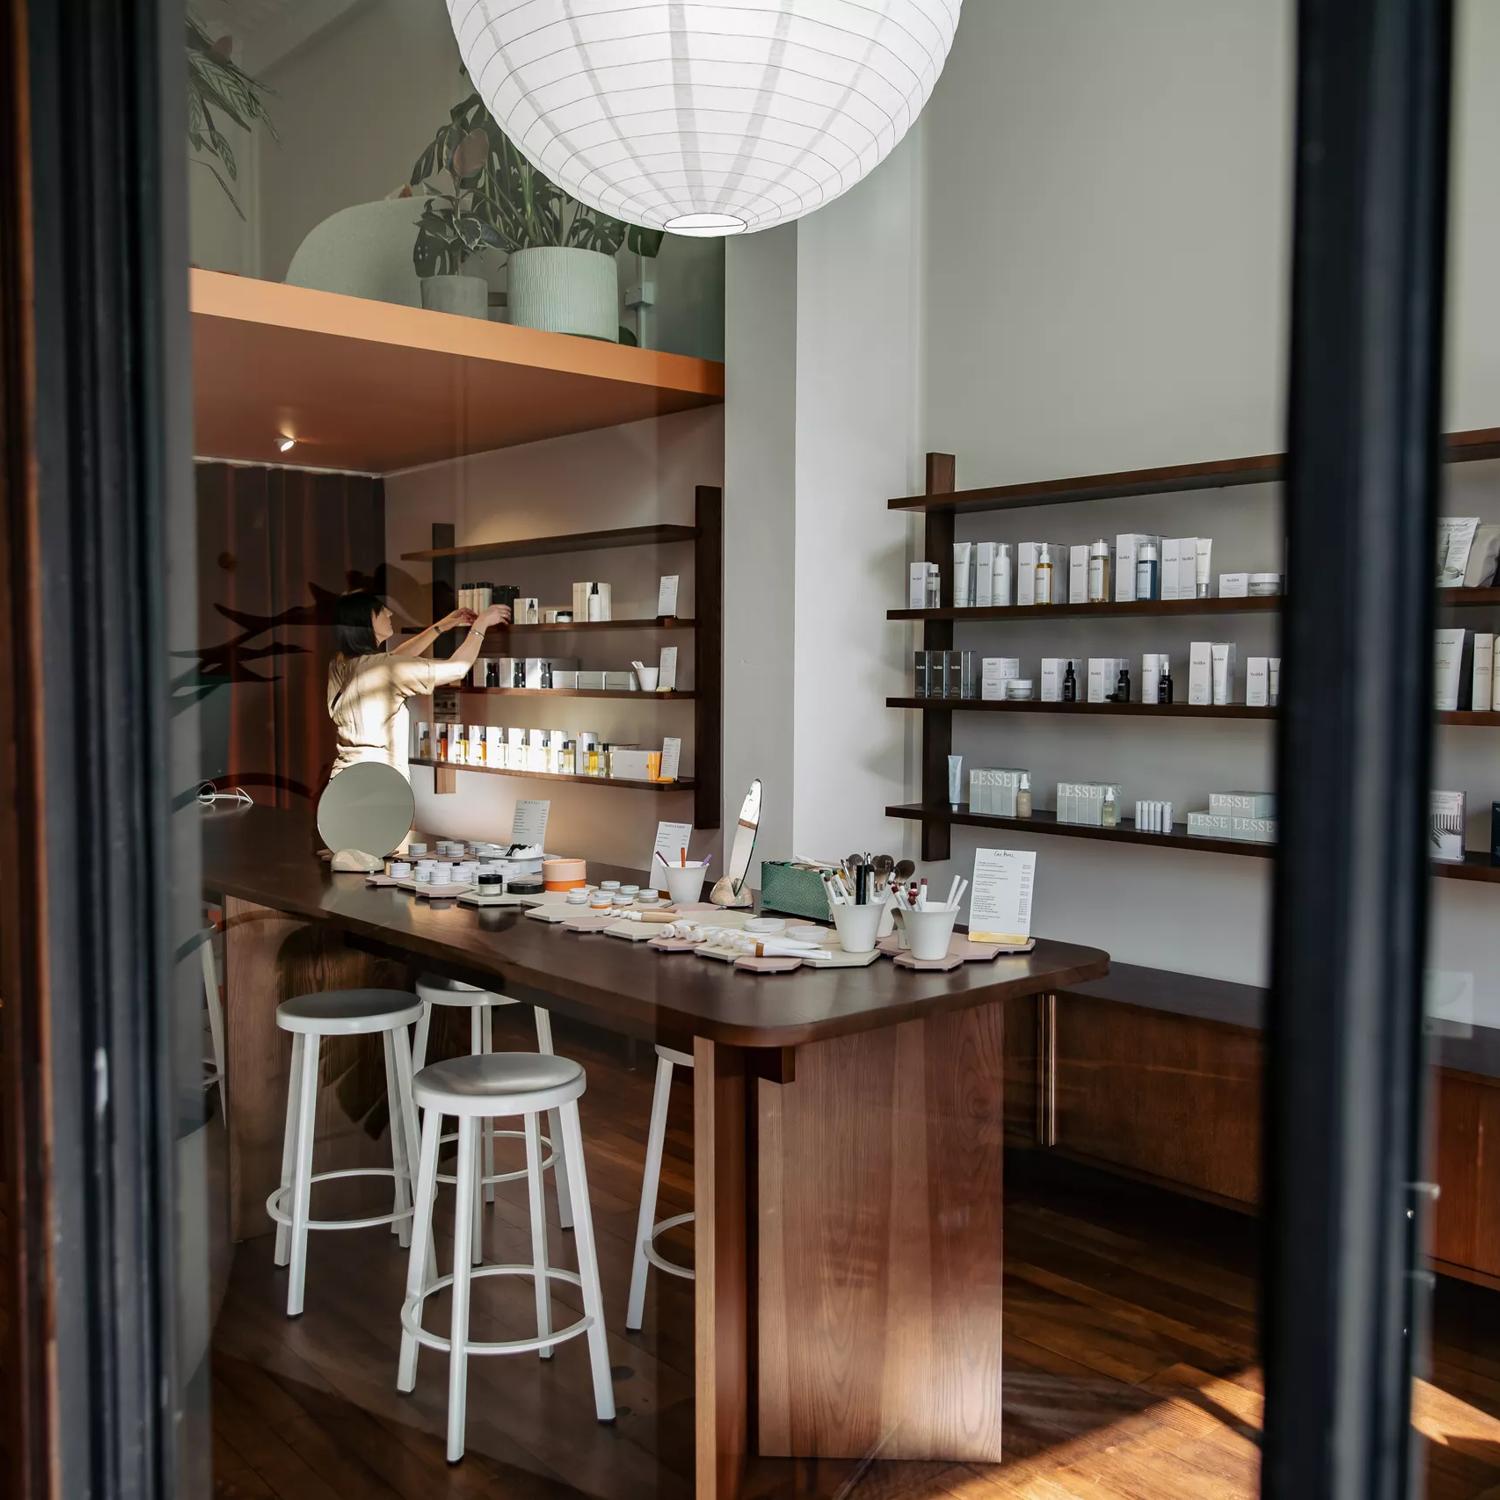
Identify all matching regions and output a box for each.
[507,247,618,342]
[419,273,489,320]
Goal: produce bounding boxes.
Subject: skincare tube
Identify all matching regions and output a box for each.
[947,754,964,810]
[1195,539,1212,599]
[1211,642,1234,706]
[1269,657,1282,707]
[953,542,973,608]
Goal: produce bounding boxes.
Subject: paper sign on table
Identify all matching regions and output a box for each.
[649,820,694,885]
[967,848,1036,944]
[657,645,679,691]
[658,737,682,782]
[657,574,680,617]
[511,799,550,848]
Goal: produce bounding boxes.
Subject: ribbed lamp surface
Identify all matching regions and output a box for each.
[448,0,961,236]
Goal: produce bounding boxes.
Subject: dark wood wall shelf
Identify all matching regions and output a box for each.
[889,447,1500,860]
[890,697,1500,727]
[402,522,697,564]
[890,586,1500,626]
[412,757,695,793]
[416,486,722,826]
[888,427,1500,515]
[885,802,1499,881]
[458,687,694,701]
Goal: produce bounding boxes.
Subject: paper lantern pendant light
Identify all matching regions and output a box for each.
[447,0,962,237]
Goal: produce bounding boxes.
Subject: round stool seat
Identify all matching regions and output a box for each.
[416,974,517,1009]
[276,989,423,1036]
[415,1053,585,1117]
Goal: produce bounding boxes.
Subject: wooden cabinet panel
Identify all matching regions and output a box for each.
[1431,1070,1500,1278]
[1053,996,1262,1205]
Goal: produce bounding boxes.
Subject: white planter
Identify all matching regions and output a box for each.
[285,197,425,306]
[419,274,490,320]
[507,247,618,342]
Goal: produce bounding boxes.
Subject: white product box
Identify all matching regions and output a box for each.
[1246,656,1270,707]
[1017,543,1038,607]
[1086,658,1110,704]
[1434,629,1468,712]
[1230,816,1278,843]
[1430,789,1466,861]
[1210,791,1277,818]
[610,748,654,781]
[484,727,503,765]
[1188,642,1213,706]
[908,563,929,609]
[1115,534,1159,604]
[1040,657,1063,703]
[1161,538,1182,601]
[1218,572,1250,598]
[1172,538,1200,600]
[1069,545,1090,605]
[981,658,1021,700]
[1187,811,1235,839]
[975,542,996,607]
[1474,633,1495,713]
[1141,653,1161,705]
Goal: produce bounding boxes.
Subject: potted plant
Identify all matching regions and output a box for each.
[410,93,665,340]
[409,112,502,318]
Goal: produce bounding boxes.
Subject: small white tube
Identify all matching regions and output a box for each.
[947,754,964,809]
[1195,538,1213,599]
[1211,642,1233,706]
[953,542,973,608]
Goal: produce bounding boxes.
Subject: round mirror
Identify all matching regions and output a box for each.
[316,761,414,863]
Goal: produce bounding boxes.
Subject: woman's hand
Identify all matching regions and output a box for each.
[438,607,477,632]
[475,603,511,629]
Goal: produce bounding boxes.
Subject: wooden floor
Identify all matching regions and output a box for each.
[211,1008,1500,1499]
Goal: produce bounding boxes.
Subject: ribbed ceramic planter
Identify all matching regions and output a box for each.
[419,274,489,320]
[507,247,617,341]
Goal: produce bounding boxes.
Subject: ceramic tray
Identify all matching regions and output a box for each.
[457,891,545,909]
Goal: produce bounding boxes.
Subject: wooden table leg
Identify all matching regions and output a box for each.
[221,896,410,1240]
[693,1036,750,1500]
[756,999,1006,1461]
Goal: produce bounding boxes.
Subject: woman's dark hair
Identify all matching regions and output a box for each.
[333,589,385,658]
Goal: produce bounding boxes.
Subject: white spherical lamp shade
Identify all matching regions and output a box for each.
[448,0,962,237]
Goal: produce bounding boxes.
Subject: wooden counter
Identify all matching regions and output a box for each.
[202,804,1108,1498]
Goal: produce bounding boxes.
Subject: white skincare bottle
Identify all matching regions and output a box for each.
[994,544,1013,607]
[1135,539,1160,601]
[947,754,964,810]
[587,582,602,622]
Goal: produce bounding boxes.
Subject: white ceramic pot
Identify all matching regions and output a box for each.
[507,247,618,341]
[419,274,490,320]
[284,197,426,306]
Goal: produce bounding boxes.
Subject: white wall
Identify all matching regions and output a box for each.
[386,406,724,873]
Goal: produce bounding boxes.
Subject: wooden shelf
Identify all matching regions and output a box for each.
[402,524,697,564]
[403,618,696,637]
[889,698,1500,726]
[190,268,724,473]
[883,803,1500,881]
[889,697,1274,720]
[412,757,693,792]
[890,587,1500,625]
[888,427,1500,515]
[458,687,694,701]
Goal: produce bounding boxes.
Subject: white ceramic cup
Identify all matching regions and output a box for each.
[900,907,960,962]
[635,665,661,692]
[389,860,412,879]
[831,902,883,954]
[664,863,708,904]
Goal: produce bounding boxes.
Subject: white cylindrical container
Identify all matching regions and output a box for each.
[507,247,618,341]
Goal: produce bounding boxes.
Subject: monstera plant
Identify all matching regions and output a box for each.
[410,91,665,337]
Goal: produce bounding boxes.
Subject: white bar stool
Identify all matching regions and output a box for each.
[412,976,573,1260]
[268,988,424,1318]
[397,1052,615,1462]
[197,926,227,1124]
[625,1045,695,1331]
